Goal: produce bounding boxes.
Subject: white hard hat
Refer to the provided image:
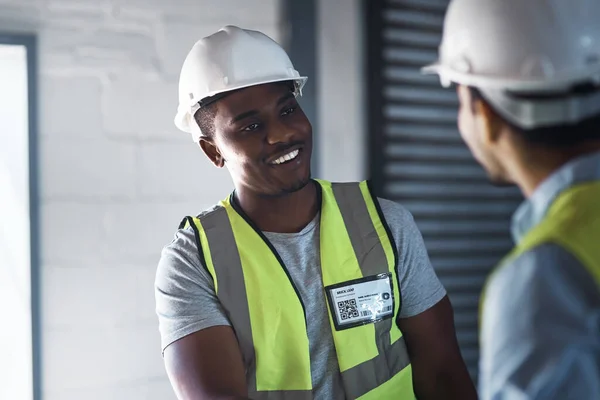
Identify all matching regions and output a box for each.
[175,25,307,142]
[423,0,600,128]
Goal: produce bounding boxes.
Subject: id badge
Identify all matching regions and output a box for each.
[325,273,395,331]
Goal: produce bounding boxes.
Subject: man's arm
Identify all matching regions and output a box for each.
[399,296,477,399]
[164,326,250,400]
[156,227,247,399]
[377,198,477,398]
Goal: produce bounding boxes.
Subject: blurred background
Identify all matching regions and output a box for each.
[0,0,522,399]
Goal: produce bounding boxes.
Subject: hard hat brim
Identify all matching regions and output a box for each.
[422,61,600,93]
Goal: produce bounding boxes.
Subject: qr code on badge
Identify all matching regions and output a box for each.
[337,299,359,320]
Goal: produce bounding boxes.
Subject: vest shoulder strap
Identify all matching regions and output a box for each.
[505,181,600,273]
[318,179,398,271]
[177,205,230,284]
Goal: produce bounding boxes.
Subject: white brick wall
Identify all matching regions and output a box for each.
[0,0,282,398]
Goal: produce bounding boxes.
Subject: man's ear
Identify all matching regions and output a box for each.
[474,96,504,146]
[199,137,225,168]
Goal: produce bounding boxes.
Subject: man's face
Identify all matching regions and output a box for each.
[456,85,512,186]
[202,82,313,197]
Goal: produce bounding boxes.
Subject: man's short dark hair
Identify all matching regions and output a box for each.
[469,86,600,148]
[193,103,217,138]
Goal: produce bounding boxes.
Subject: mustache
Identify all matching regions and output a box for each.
[265,140,304,160]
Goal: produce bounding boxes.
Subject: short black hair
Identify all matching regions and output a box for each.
[193,103,217,138]
[469,86,600,148]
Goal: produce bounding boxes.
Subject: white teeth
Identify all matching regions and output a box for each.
[272,149,300,165]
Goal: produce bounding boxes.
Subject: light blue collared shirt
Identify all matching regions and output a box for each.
[479,152,600,400]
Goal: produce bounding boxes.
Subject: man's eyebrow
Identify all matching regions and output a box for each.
[231,110,259,124]
[230,92,295,124]
[277,91,295,106]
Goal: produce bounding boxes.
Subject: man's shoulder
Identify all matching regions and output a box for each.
[366,196,424,250]
[195,203,225,219]
[375,197,416,229]
[177,203,226,228]
[164,204,225,251]
[494,242,590,287]
[488,242,596,313]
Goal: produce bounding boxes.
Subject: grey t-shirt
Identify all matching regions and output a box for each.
[155,198,446,399]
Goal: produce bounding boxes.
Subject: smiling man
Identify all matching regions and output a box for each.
[155,26,476,400]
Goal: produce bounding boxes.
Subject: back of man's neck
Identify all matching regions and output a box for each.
[234,181,319,233]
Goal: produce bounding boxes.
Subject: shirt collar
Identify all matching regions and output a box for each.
[511,151,600,243]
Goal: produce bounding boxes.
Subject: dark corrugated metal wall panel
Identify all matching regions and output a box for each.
[365,0,522,382]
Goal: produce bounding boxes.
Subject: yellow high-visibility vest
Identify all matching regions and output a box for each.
[481,181,600,325]
[181,180,415,399]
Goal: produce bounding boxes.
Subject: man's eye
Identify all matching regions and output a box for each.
[244,123,260,131]
[282,106,296,116]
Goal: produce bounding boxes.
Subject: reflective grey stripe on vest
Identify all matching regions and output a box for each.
[342,336,411,399]
[253,391,313,400]
[199,207,259,394]
[332,182,411,399]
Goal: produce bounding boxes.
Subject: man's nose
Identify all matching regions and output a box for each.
[266,119,296,145]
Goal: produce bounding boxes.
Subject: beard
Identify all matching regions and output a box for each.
[279,171,312,195]
[257,169,312,198]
